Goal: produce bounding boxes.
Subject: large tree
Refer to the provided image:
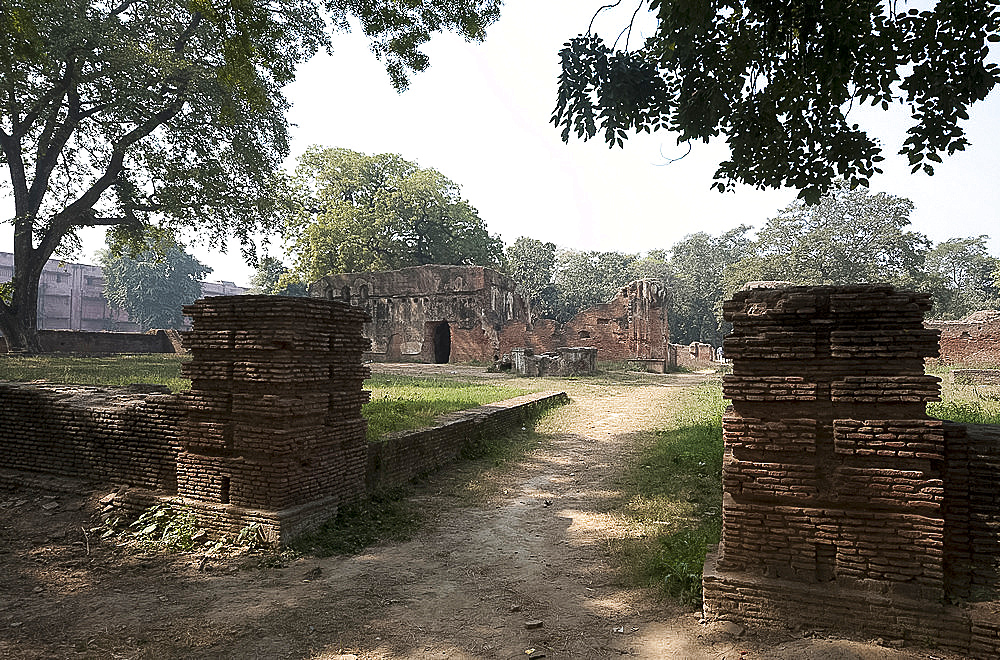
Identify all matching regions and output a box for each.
[285,147,504,282]
[724,181,929,291]
[666,227,752,346]
[553,1,1000,202]
[551,249,637,321]
[924,236,1000,318]
[0,0,501,352]
[99,242,210,331]
[505,236,556,325]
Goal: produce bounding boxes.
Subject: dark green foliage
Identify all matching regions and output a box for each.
[289,488,423,557]
[506,237,557,324]
[285,147,505,280]
[99,244,210,330]
[247,256,308,296]
[553,1,1000,202]
[549,249,638,321]
[666,228,752,346]
[924,236,1000,319]
[0,0,501,352]
[724,181,929,292]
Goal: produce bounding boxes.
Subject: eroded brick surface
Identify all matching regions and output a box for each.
[705,285,1000,658]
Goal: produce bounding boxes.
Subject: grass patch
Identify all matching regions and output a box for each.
[289,487,423,557]
[0,353,190,391]
[363,375,530,441]
[927,363,1000,424]
[609,384,724,607]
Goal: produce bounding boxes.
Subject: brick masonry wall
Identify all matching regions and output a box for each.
[927,316,1000,366]
[0,382,181,490]
[0,329,177,354]
[498,280,669,361]
[178,297,372,523]
[703,284,1000,658]
[366,391,568,491]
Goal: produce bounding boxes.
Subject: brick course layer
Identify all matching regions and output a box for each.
[0,382,181,490]
[706,285,1000,658]
[366,391,568,491]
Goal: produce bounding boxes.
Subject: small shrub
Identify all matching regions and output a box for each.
[123,502,198,552]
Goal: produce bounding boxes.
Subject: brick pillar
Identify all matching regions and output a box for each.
[702,285,978,644]
[176,296,370,540]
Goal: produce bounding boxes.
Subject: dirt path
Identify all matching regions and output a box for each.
[0,370,956,659]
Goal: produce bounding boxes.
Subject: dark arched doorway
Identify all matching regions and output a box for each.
[432,321,451,364]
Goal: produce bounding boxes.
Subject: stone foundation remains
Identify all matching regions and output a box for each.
[703,284,1000,658]
[506,347,598,377]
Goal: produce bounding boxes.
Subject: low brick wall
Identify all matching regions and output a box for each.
[366,390,568,491]
[0,380,567,541]
[0,382,182,491]
[0,329,180,354]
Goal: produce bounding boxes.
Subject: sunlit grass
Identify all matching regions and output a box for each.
[362,374,531,441]
[608,384,724,607]
[0,355,533,439]
[0,353,191,391]
[927,363,1000,424]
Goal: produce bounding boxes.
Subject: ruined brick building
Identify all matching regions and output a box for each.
[704,285,1000,657]
[926,309,1000,366]
[310,265,670,364]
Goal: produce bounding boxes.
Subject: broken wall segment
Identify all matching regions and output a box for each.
[176,296,372,540]
[501,279,670,362]
[704,284,1000,658]
[310,265,525,364]
[927,311,1000,366]
[0,382,181,490]
[310,266,670,364]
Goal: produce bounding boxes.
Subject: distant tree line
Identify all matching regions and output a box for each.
[246,153,999,347]
[504,181,1000,346]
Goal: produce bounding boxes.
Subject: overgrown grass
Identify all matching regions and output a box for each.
[0,353,190,391]
[362,375,530,441]
[927,363,1000,425]
[609,384,725,607]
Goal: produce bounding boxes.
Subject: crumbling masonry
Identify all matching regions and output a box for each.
[173,296,372,538]
[703,285,1000,657]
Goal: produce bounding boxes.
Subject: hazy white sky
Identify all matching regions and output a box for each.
[4,1,999,286]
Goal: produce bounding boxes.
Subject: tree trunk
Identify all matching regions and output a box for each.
[0,304,41,353]
[0,247,46,355]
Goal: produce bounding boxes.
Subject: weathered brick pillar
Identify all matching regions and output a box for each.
[177,296,370,541]
[702,285,973,644]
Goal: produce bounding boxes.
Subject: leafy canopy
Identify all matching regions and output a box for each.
[724,181,928,291]
[284,147,504,283]
[552,0,1000,202]
[99,240,210,331]
[924,236,1000,318]
[0,0,501,351]
[505,237,556,323]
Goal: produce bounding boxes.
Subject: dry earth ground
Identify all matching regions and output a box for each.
[0,365,962,659]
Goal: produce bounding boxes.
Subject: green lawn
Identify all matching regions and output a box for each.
[362,375,531,441]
